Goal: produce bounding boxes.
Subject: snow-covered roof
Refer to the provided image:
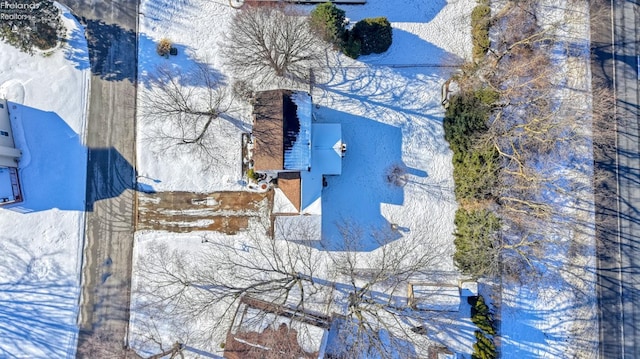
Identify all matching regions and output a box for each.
[311,123,342,175]
[252,90,311,172]
[285,92,312,170]
[273,187,299,214]
[274,214,322,241]
[299,124,342,215]
[276,172,301,212]
[0,99,20,168]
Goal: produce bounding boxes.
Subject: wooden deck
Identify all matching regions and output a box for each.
[137,190,273,234]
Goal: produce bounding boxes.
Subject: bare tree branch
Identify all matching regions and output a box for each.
[222,3,327,85]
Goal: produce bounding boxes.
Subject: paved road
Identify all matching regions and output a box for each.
[592,0,640,357]
[62,0,139,356]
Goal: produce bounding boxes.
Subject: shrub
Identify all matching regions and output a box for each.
[157,38,173,57]
[470,296,497,359]
[247,168,258,181]
[471,4,491,60]
[386,163,407,187]
[471,4,491,23]
[443,89,499,201]
[452,209,501,277]
[472,331,497,359]
[452,145,499,200]
[310,2,346,46]
[341,30,362,59]
[443,92,490,154]
[474,88,499,105]
[471,295,496,335]
[351,17,392,56]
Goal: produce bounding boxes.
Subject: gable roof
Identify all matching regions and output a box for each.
[252,90,311,172]
[277,171,301,212]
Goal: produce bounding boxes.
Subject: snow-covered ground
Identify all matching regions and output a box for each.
[0,4,89,358]
[132,0,472,356]
[498,0,598,357]
[131,0,598,358]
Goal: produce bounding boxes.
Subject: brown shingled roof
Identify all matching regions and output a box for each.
[277,172,301,212]
[252,90,288,171]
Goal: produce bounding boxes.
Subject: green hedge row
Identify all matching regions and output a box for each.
[471,3,491,61]
[443,90,498,201]
[470,296,498,359]
[443,89,501,278]
[453,209,500,277]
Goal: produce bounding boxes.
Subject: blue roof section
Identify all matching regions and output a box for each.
[300,123,343,214]
[284,92,312,170]
[312,123,342,175]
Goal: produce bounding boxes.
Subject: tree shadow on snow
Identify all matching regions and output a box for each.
[0,237,79,358]
[64,8,220,87]
[62,11,90,71]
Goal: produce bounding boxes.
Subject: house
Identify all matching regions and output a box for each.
[224,296,331,359]
[250,90,344,241]
[0,98,22,205]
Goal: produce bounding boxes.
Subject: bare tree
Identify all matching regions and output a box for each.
[324,223,451,358]
[222,3,326,84]
[140,63,240,160]
[134,220,460,358]
[133,227,324,353]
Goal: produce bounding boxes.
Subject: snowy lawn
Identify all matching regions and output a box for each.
[131,0,473,356]
[132,0,600,357]
[0,5,89,358]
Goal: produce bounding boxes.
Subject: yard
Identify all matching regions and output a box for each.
[130,0,597,357]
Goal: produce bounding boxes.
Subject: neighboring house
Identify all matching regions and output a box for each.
[0,98,22,205]
[250,90,344,241]
[224,296,332,359]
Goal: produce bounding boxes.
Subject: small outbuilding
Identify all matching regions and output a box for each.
[224,296,331,359]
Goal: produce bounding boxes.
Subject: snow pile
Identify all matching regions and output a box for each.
[0,5,89,358]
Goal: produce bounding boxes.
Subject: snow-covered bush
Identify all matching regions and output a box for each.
[386,163,407,187]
